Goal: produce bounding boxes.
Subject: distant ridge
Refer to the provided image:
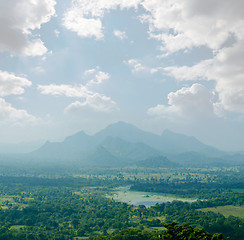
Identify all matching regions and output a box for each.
[135,156,179,168]
[26,121,230,167]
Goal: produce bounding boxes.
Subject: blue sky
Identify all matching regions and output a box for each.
[0,0,244,151]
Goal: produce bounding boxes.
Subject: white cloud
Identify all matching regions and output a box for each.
[211,41,244,113]
[84,67,110,86]
[0,70,32,97]
[142,1,244,115]
[38,83,118,113]
[63,11,103,39]
[84,68,97,76]
[0,0,56,56]
[37,84,91,98]
[164,41,244,114]
[38,67,118,113]
[164,60,213,81]
[114,30,127,40]
[65,93,118,114]
[124,59,145,72]
[148,84,217,119]
[89,71,110,86]
[0,98,38,124]
[63,0,141,39]
[141,0,244,54]
[0,70,39,124]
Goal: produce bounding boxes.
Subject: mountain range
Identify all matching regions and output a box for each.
[20,121,241,167]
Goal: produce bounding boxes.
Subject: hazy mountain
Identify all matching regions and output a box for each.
[27,121,231,167]
[168,152,227,167]
[0,141,44,154]
[160,130,223,157]
[100,137,161,161]
[31,131,98,160]
[83,146,121,167]
[135,156,179,168]
[94,122,224,156]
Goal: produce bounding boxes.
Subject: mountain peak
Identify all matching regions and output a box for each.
[104,121,137,131]
[64,130,90,142]
[95,121,158,144]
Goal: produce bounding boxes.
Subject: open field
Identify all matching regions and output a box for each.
[107,186,197,207]
[199,205,244,218]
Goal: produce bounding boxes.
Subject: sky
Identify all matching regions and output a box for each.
[0,0,244,151]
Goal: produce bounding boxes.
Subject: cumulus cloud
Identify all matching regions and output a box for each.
[84,67,110,86]
[0,70,32,97]
[0,0,56,56]
[148,84,217,119]
[141,0,244,54]
[38,83,118,113]
[0,98,38,124]
[65,94,118,114]
[38,67,118,113]
[0,70,39,124]
[114,30,127,40]
[164,40,244,114]
[124,59,145,73]
[141,0,244,116]
[38,84,91,98]
[63,11,103,39]
[63,0,141,39]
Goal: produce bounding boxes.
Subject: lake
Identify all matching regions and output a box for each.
[108,186,197,207]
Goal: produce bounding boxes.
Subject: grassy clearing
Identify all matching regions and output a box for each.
[10,225,26,230]
[150,227,165,231]
[147,216,166,222]
[199,205,244,218]
[0,195,31,210]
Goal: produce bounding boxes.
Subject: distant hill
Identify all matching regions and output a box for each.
[93,122,224,156]
[168,152,227,167]
[22,121,243,167]
[135,156,179,168]
[100,137,161,161]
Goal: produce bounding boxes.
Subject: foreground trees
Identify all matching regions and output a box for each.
[92,222,225,240]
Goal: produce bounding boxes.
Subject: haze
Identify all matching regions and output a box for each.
[0,0,244,151]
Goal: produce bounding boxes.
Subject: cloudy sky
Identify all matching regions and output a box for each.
[0,0,244,151]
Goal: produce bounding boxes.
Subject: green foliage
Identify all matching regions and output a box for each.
[92,228,158,240]
[92,222,224,240]
[0,167,242,239]
[162,222,223,240]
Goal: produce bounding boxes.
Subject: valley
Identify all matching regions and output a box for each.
[0,122,243,239]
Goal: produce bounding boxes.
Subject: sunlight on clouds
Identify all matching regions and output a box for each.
[21,39,48,57]
[63,0,141,39]
[142,0,244,54]
[0,0,56,56]
[84,67,110,86]
[0,98,38,124]
[38,84,91,98]
[63,12,103,39]
[0,70,39,124]
[164,60,213,81]
[143,0,244,116]
[124,59,145,73]
[65,94,119,114]
[38,67,118,114]
[0,70,32,97]
[114,30,128,40]
[148,84,216,120]
[163,41,244,114]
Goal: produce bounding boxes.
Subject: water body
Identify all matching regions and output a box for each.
[108,186,196,207]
